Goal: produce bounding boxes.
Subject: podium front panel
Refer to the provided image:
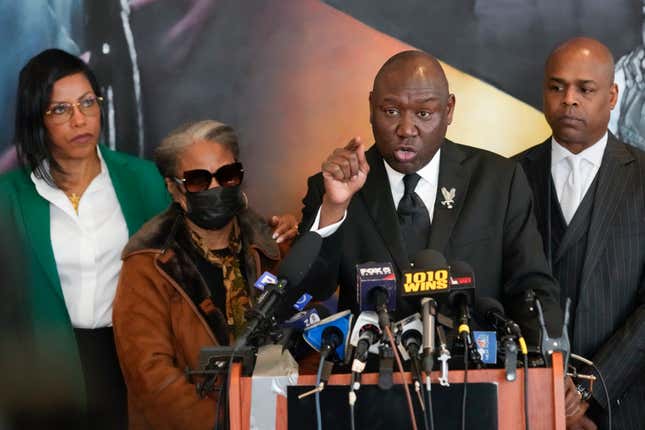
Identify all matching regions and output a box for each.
[288,383,498,429]
[229,353,565,430]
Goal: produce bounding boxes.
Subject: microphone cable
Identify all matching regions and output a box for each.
[410,355,430,430]
[570,353,612,430]
[349,348,363,430]
[461,341,468,430]
[457,315,473,430]
[523,353,529,430]
[213,338,244,430]
[384,325,419,430]
[212,378,227,430]
[348,321,373,430]
[348,371,360,430]
[521,337,529,430]
[424,381,435,430]
[315,354,326,430]
[398,321,431,430]
[407,341,430,430]
[416,385,430,430]
[590,362,612,430]
[408,350,430,430]
[311,345,337,430]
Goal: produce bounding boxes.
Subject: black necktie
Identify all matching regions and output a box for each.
[397,173,431,262]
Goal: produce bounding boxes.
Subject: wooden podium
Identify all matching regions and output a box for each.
[228,352,565,430]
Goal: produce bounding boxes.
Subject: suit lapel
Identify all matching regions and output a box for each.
[15,175,63,300]
[521,138,597,263]
[428,140,470,255]
[523,139,551,232]
[579,136,633,288]
[100,145,146,235]
[359,146,409,272]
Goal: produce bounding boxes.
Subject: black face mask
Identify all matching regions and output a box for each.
[183,185,244,230]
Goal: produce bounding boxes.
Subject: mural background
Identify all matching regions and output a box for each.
[1,0,643,217]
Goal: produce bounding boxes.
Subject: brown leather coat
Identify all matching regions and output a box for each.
[113,205,281,429]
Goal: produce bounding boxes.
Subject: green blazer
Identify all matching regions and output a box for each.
[0,145,169,411]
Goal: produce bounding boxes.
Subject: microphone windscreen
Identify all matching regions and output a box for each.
[277,231,322,286]
[447,260,476,308]
[412,249,447,268]
[450,260,474,275]
[475,296,505,319]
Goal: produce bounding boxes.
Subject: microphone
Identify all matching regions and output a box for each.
[475,297,525,381]
[421,298,437,385]
[355,263,399,390]
[356,262,397,330]
[448,261,481,365]
[254,271,314,313]
[448,261,475,335]
[303,310,353,362]
[235,231,322,348]
[349,311,382,373]
[407,249,449,388]
[279,305,330,354]
[402,249,451,297]
[475,297,526,347]
[394,313,423,360]
[393,314,424,383]
[282,307,325,331]
[300,310,353,416]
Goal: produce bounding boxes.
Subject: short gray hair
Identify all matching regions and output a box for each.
[154,119,240,178]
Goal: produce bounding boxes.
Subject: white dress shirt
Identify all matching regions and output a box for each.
[31,147,128,329]
[312,149,441,236]
[551,133,607,224]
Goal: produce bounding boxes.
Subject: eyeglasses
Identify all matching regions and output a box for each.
[44,95,103,124]
[174,162,244,192]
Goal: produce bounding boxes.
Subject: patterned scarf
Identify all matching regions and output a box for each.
[189,219,251,337]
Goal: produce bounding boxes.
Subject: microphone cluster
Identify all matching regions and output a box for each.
[290,250,530,430]
[209,238,538,430]
[260,246,530,389]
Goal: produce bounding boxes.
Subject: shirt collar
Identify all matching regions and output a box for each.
[551,132,608,168]
[383,148,441,189]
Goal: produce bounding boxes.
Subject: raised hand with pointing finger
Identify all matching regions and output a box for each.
[319,137,370,228]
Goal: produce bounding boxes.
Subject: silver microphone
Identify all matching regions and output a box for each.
[421,297,437,389]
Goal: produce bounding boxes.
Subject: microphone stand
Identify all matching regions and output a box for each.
[534,296,571,371]
[501,335,519,381]
[377,342,394,390]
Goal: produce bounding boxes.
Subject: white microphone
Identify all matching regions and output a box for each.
[349,311,382,373]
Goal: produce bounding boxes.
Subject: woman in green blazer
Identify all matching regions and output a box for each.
[0,49,169,428]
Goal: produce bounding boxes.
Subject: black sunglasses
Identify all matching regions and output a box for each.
[174,162,244,192]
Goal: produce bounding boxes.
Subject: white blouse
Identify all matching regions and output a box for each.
[31,148,128,329]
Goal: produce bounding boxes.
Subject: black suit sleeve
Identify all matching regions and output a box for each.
[590,272,645,409]
[298,174,343,301]
[589,149,645,410]
[502,163,563,343]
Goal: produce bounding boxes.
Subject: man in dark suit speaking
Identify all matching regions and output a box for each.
[515,38,645,430]
[300,50,562,344]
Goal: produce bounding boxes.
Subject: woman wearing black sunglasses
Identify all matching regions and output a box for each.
[112,120,298,429]
[0,49,170,428]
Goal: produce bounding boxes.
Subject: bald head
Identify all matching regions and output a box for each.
[369,50,455,174]
[542,37,618,152]
[373,50,450,103]
[546,37,615,85]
